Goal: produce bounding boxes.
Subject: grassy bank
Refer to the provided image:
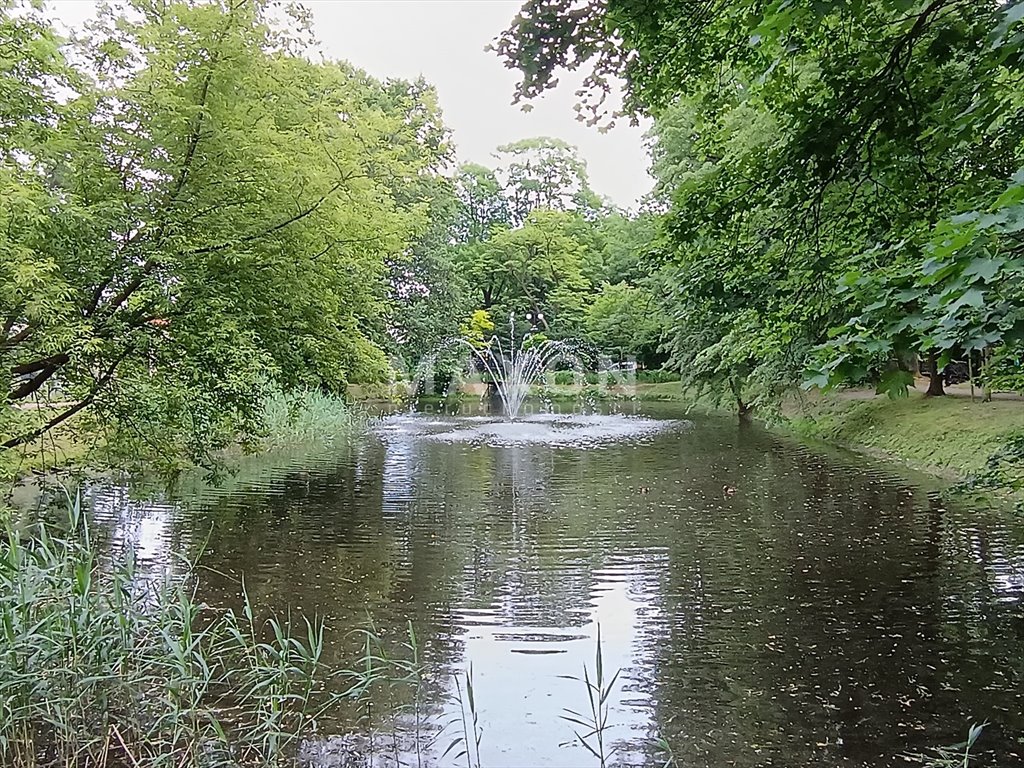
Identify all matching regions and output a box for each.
[785,391,1024,499]
[557,381,1024,501]
[2,390,368,487]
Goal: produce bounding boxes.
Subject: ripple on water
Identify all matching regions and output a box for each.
[382,412,690,447]
[64,404,1024,768]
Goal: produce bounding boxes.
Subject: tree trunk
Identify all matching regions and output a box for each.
[730,375,753,421]
[925,350,945,396]
[982,348,992,402]
[737,399,753,422]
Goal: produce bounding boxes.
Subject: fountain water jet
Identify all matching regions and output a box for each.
[456,316,579,421]
[390,319,683,446]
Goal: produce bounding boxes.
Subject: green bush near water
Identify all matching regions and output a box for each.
[0,492,329,767]
[545,369,680,386]
[635,370,681,384]
[261,389,368,449]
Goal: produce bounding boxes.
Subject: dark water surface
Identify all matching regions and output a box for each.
[80,403,1024,767]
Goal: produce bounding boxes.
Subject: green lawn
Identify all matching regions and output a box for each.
[787,391,1024,480]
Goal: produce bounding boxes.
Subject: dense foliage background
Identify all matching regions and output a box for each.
[496,0,1024,412]
[0,0,663,467]
[5,0,1024,468]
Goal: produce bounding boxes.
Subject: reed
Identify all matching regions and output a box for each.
[444,663,483,768]
[0,490,329,767]
[260,388,367,449]
[559,624,620,768]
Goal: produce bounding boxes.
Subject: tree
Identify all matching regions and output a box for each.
[495,137,601,225]
[386,176,471,370]
[591,211,658,285]
[585,282,665,367]
[463,209,592,338]
[453,162,510,244]
[497,0,1024,407]
[1,0,448,462]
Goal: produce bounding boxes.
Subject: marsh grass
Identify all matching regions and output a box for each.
[0,490,330,768]
[261,389,368,449]
[339,620,445,768]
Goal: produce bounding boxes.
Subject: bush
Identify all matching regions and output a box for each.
[636,369,681,384]
[551,370,599,385]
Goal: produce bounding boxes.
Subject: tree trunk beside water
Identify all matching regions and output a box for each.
[925,350,945,397]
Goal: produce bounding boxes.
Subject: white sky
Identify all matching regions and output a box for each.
[46,0,654,209]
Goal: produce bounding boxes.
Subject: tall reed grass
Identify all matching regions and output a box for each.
[0,491,329,767]
[559,625,620,768]
[260,389,368,449]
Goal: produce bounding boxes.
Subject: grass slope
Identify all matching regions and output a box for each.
[627,383,1024,500]
[786,391,1024,483]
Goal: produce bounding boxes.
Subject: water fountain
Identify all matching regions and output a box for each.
[458,313,576,421]
[377,313,684,447]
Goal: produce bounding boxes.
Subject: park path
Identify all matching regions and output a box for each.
[834,379,1023,402]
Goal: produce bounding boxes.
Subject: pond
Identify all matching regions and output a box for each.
[78,402,1024,767]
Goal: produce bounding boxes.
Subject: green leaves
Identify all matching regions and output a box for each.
[962,256,1003,283]
[1,0,449,462]
[498,0,1024,405]
[875,369,914,400]
[585,282,667,366]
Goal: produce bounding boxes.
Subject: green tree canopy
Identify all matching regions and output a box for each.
[458,209,592,337]
[1,0,448,461]
[453,162,510,244]
[495,137,602,225]
[497,0,1024,405]
[585,282,666,367]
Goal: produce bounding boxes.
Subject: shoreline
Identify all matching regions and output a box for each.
[619,382,1024,504]
[6,382,1023,506]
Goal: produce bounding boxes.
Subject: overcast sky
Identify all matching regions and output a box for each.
[47,0,653,209]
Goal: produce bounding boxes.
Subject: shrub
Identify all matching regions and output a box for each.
[635,369,681,384]
[261,389,368,448]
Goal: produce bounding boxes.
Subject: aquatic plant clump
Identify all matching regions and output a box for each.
[0,492,328,768]
[261,388,369,448]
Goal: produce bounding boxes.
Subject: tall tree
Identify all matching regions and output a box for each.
[585,282,666,367]
[495,137,601,225]
[496,0,1024,405]
[453,162,510,244]
[387,175,471,369]
[464,209,592,337]
[1,0,447,461]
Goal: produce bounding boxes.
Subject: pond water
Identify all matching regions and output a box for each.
[78,402,1024,767]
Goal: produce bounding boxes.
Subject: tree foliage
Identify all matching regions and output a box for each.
[1,0,447,462]
[495,136,601,224]
[448,139,660,357]
[585,282,665,367]
[498,0,1024,407]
